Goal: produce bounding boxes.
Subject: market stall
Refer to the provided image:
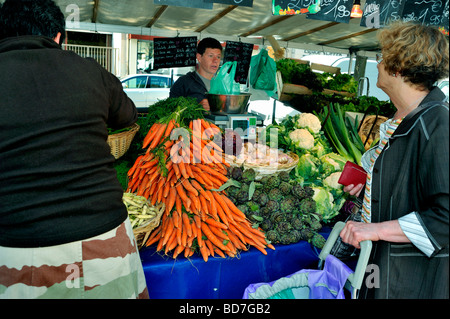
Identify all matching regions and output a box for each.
[139,234,327,299]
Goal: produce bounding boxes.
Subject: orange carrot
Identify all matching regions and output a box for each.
[149,122,168,149]
[215,202,229,227]
[178,161,190,179]
[182,213,192,237]
[199,244,209,262]
[162,217,174,246]
[193,215,202,229]
[175,183,191,209]
[205,239,215,257]
[181,178,198,196]
[205,217,228,229]
[172,244,185,259]
[142,123,160,149]
[209,225,229,241]
[201,222,228,252]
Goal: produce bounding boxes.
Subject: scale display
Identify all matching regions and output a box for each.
[229,116,257,140]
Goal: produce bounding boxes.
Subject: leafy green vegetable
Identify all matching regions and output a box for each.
[316,103,363,165]
[312,186,344,222]
[276,59,323,91]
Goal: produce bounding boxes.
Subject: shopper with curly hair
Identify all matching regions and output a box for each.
[341,21,449,299]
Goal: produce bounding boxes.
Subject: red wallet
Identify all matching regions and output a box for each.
[338,161,367,186]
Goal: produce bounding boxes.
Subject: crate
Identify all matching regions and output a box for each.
[276,59,354,101]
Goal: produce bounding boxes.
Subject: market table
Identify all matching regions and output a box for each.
[139,230,329,299]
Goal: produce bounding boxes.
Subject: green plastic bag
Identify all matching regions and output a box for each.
[210,61,241,95]
[250,49,277,92]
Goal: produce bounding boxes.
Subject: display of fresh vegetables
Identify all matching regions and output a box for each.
[122,192,160,228]
[276,58,358,94]
[276,59,324,92]
[264,112,349,222]
[316,103,365,166]
[125,97,273,261]
[224,167,327,249]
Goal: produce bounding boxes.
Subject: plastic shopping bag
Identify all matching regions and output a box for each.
[210,61,241,95]
[243,255,353,299]
[249,49,277,92]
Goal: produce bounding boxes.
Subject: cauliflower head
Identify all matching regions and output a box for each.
[295,113,322,134]
[289,128,314,150]
[323,172,343,190]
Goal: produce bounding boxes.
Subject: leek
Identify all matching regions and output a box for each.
[317,103,363,165]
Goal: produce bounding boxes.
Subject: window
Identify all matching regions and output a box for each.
[148,76,171,88]
[123,76,148,89]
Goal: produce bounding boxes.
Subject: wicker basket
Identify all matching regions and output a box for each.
[132,201,165,248]
[107,123,140,159]
[358,115,388,150]
[226,151,299,180]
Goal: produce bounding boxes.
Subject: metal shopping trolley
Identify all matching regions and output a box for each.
[243,221,372,299]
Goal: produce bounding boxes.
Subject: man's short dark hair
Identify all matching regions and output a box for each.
[197,37,222,55]
[0,0,66,44]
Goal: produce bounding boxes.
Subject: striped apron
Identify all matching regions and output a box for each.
[0,218,149,299]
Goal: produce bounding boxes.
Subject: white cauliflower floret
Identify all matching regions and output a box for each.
[289,128,314,150]
[323,172,343,189]
[295,113,322,134]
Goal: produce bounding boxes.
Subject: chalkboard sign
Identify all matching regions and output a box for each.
[204,0,254,7]
[153,0,213,9]
[153,37,197,70]
[272,0,313,15]
[402,0,449,29]
[307,0,353,23]
[223,41,254,84]
[360,0,405,28]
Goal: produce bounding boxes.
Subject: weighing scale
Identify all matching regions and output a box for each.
[204,112,265,140]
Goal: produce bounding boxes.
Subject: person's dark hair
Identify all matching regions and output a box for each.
[196,37,222,55]
[0,0,66,44]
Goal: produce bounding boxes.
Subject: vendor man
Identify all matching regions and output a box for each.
[170,37,222,111]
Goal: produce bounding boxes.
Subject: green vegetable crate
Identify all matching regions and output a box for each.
[276,59,355,101]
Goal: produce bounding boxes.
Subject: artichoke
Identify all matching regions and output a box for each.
[236,189,249,204]
[299,198,317,215]
[264,175,280,190]
[226,185,240,200]
[266,200,280,213]
[290,229,302,242]
[236,204,248,215]
[276,221,292,234]
[260,206,272,217]
[269,210,284,224]
[279,181,293,196]
[258,192,269,206]
[280,196,297,214]
[242,168,256,183]
[292,184,314,200]
[260,219,273,231]
[278,170,290,182]
[268,188,283,202]
[291,216,304,230]
[311,233,327,249]
[279,233,293,245]
[265,230,280,243]
[231,166,243,181]
[300,228,315,240]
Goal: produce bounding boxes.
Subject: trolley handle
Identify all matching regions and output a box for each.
[318,221,372,292]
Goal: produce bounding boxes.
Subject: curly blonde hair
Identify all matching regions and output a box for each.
[377,21,449,90]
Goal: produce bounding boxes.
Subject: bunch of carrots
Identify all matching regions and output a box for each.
[126,113,274,261]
